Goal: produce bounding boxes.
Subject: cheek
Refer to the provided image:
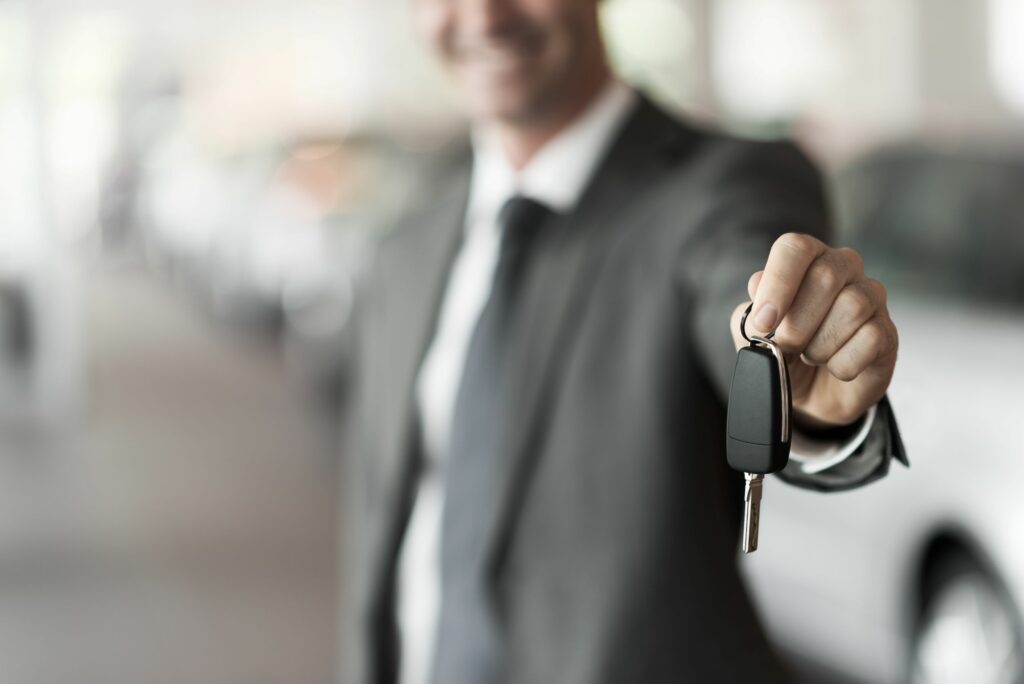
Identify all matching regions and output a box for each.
[527,1,593,60]
[413,0,453,58]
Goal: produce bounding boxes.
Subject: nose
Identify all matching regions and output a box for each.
[457,0,521,38]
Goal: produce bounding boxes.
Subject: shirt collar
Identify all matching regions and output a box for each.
[467,80,638,227]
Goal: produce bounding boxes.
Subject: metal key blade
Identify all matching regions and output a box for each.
[742,473,764,553]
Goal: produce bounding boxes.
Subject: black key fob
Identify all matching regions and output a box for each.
[726,308,792,475]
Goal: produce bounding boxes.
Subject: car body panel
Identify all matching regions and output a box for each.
[743,297,1024,683]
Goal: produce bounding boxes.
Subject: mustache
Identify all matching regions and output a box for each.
[449,25,545,58]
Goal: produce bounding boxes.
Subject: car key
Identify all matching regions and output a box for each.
[726,303,792,553]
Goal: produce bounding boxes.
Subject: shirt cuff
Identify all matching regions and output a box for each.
[776,395,906,492]
[788,404,877,475]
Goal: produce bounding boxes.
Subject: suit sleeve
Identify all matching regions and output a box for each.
[675,139,907,492]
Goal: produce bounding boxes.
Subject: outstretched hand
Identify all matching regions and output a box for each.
[730,233,898,430]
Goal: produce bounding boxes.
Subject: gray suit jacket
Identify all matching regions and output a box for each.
[339,96,906,684]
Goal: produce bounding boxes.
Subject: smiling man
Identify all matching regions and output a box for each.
[339,1,906,683]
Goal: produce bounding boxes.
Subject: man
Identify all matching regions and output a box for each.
[339,0,907,682]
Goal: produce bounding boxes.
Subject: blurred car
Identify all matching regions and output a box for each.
[279,211,369,402]
[134,136,282,319]
[0,276,33,391]
[134,134,373,330]
[743,144,1024,684]
[0,246,81,428]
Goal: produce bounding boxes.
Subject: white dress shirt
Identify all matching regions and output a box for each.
[394,80,874,684]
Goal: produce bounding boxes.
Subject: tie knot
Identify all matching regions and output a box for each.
[497,195,552,247]
[490,195,551,308]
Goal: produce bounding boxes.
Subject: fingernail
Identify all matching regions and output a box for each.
[753,304,777,332]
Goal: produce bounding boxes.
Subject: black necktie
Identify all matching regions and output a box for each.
[430,196,552,684]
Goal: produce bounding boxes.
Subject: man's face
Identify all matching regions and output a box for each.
[414,0,605,126]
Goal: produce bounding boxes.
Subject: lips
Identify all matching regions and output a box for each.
[453,32,543,78]
[468,46,529,70]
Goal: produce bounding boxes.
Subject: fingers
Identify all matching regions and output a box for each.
[802,279,885,365]
[749,233,827,335]
[747,238,871,352]
[826,315,899,382]
[772,249,864,350]
[742,234,897,383]
[737,235,898,426]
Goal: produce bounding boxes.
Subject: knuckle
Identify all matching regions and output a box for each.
[861,319,887,351]
[878,318,899,356]
[807,260,840,293]
[776,232,817,258]
[802,343,831,365]
[814,321,845,353]
[868,278,888,306]
[827,357,859,382]
[840,285,875,321]
[836,246,864,272]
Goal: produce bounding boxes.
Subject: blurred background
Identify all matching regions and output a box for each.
[2,0,1024,682]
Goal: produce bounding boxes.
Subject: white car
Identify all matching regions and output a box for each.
[743,145,1024,684]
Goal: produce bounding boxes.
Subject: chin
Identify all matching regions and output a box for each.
[465,80,553,126]
[456,57,555,119]
[465,93,524,123]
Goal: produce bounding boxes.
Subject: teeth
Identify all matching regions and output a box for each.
[461,42,531,70]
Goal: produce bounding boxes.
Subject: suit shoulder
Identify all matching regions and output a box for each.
[373,146,471,258]
[677,125,823,191]
[629,103,831,249]
[636,94,814,167]
[629,95,823,201]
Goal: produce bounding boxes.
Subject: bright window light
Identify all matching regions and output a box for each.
[601,0,696,110]
[988,0,1024,114]
[711,0,838,122]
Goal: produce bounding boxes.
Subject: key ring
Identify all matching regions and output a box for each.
[740,302,776,345]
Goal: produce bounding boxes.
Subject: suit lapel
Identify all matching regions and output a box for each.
[484,97,699,581]
[367,165,469,611]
